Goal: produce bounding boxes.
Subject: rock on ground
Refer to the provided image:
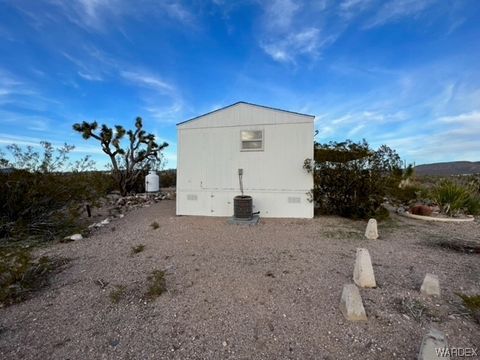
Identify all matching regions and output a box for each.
[420,273,441,297]
[365,218,379,240]
[340,284,367,321]
[418,328,449,359]
[353,248,376,288]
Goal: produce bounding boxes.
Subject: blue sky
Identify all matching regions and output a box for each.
[1,0,479,168]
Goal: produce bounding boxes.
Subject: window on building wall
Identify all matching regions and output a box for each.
[240,130,263,151]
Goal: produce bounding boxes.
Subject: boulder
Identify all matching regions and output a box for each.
[365,219,379,240]
[410,205,433,216]
[64,233,83,241]
[418,328,449,359]
[420,273,440,297]
[353,248,376,288]
[339,284,367,321]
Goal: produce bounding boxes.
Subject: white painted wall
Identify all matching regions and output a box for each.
[176,102,314,218]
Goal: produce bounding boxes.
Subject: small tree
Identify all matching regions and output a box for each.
[73,117,168,195]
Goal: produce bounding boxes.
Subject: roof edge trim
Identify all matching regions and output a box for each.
[176,101,315,126]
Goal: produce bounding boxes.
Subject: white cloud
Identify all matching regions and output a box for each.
[347,124,366,137]
[161,2,194,23]
[78,71,103,81]
[119,69,184,123]
[12,0,196,33]
[364,0,437,29]
[145,102,183,123]
[62,52,106,82]
[261,28,333,64]
[339,0,374,18]
[259,1,329,64]
[256,0,455,63]
[264,0,301,32]
[438,111,480,125]
[0,133,42,147]
[120,70,174,93]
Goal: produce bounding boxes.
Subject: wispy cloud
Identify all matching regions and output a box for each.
[62,51,106,82]
[59,40,185,123]
[161,1,194,23]
[438,111,480,125]
[145,102,183,123]
[12,0,196,33]
[339,0,374,19]
[119,69,184,123]
[263,0,300,32]
[261,28,330,63]
[77,71,103,82]
[258,1,328,64]
[363,0,437,29]
[255,0,459,63]
[120,70,174,93]
[0,133,42,147]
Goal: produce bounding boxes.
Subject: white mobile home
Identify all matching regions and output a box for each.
[176,102,314,218]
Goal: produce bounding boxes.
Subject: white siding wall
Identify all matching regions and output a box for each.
[176,103,314,218]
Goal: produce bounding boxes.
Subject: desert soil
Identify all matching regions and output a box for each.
[0,200,479,359]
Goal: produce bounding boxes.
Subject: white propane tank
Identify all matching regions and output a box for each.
[145,170,160,193]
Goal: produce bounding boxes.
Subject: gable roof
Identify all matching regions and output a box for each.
[176,101,315,126]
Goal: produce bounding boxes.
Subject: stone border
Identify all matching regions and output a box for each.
[400,211,475,223]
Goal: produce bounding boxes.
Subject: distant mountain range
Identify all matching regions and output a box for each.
[415,161,480,176]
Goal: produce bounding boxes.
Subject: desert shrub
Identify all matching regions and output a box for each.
[0,142,116,243]
[432,180,475,216]
[465,194,480,215]
[150,221,160,230]
[131,244,145,254]
[160,169,176,188]
[456,293,480,324]
[0,170,115,242]
[304,140,403,219]
[145,270,166,300]
[117,168,176,193]
[387,184,422,204]
[0,247,68,306]
[467,174,480,193]
[109,285,127,304]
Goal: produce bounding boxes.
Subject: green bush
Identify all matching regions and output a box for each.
[432,180,480,216]
[304,140,403,219]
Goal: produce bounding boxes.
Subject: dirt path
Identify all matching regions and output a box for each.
[1,200,479,359]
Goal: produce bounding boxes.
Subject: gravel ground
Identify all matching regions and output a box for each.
[1,200,479,359]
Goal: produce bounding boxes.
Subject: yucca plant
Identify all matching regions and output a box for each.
[433,181,470,216]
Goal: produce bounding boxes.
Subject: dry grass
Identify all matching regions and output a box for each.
[131,244,145,255]
[457,293,480,323]
[145,270,166,300]
[109,285,127,304]
[0,247,69,306]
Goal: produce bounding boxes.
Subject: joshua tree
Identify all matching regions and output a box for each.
[73,117,168,195]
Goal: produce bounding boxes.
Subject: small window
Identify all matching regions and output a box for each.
[241,130,263,151]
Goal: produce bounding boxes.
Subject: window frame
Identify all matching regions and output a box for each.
[240,129,264,152]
